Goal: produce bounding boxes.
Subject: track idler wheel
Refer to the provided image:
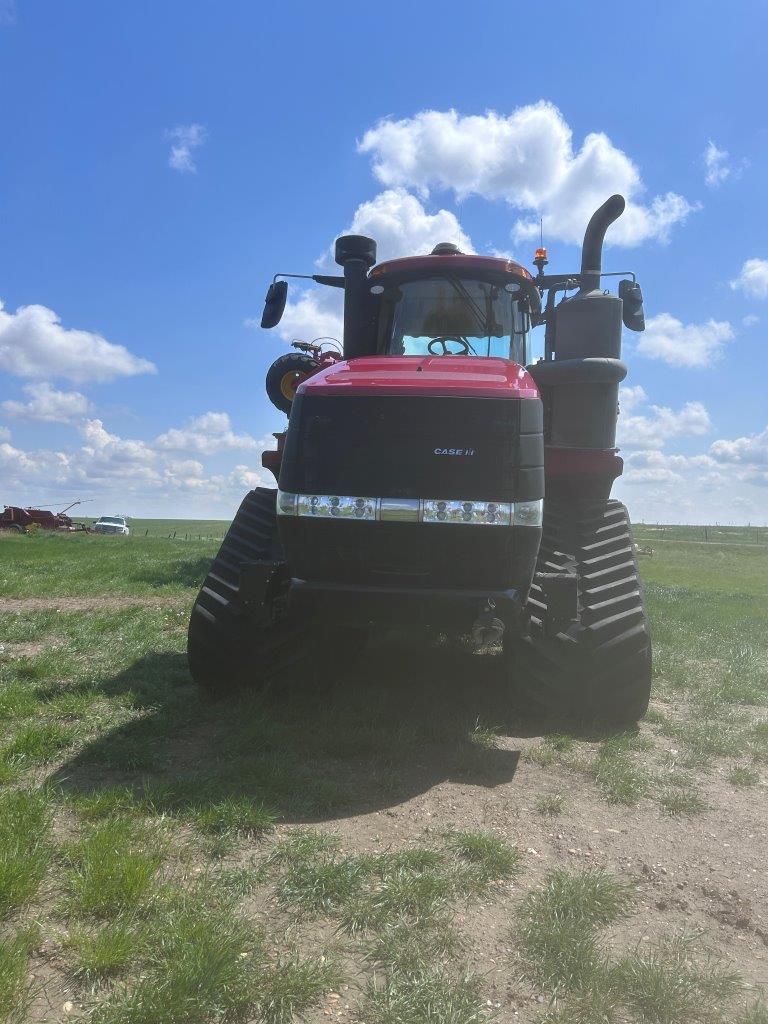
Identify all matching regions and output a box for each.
[265,352,320,415]
[509,499,652,725]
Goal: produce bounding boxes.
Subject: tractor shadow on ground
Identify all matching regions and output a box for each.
[50,636,629,824]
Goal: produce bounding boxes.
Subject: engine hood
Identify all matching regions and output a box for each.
[298,356,539,401]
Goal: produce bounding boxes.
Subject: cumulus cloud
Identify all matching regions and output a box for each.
[0,300,155,383]
[275,189,474,344]
[0,425,10,441]
[635,313,734,368]
[359,103,696,246]
[154,411,263,455]
[618,386,711,450]
[730,258,768,300]
[710,425,768,468]
[2,382,91,422]
[703,140,731,187]
[166,123,206,173]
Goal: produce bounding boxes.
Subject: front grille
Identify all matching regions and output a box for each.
[280,393,543,503]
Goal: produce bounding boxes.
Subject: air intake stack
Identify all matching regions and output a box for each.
[528,195,630,499]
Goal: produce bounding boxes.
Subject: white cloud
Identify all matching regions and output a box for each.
[2,382,91,423]
[275,188,474,344]
[0,425,11,440]
[703,140,731,187]
[270,192,475,348]
[730,258,768,300]
[742,314,759,327]
[359,103,696,246]
[166,123,206,173]
[0,300,155,383]
[154,411,263,455]
[710,425,768,469]
[635,313,734,368]
[618,386,711,450]
[618,384,647,413]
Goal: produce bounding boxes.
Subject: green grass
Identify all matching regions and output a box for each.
[535,793,565,816]
[89,891,266,1024]
[728,765,760,787]
[1,524,767,1021]
[0,928,36,1024]
[593,744,650,804]
[0,790,52,920]
[65,919,146,981]
[60,819,164,918]
[659,788,708,816]
[443,830,521,886]
[515,870,632,992]
[362,965,487,1024]
[614,935,741,1024]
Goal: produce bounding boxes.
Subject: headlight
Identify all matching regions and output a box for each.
[277,490,542,527]
[296,494,377,520]
[421,499,512,526]
[513,499,543,527]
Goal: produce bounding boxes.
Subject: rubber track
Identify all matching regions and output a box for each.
[512,499,652,723]
[187,488,306,693]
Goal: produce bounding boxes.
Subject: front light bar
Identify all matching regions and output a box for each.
[277,491,542,527]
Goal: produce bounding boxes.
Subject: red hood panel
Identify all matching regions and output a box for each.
[298,356,539,400]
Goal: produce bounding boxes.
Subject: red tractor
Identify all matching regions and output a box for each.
[188,194,651,723]
[0,501,88,533]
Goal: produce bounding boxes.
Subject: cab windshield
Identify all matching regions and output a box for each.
[376,276,528,363]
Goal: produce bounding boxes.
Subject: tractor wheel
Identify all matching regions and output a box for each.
[187,487,307,696]
[509,499,652,725]
[266,353,319,415]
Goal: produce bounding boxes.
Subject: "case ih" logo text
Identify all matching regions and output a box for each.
[433,448,476,456]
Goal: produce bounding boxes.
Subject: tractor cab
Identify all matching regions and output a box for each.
[369,248,537,366]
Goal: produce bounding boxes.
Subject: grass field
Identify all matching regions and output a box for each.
[1,524,767,1023]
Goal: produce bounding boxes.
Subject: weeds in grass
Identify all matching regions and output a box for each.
[268,829,341,865]
[525,742,557,766]
[536,793,565,816]
[0,790,51,919]
[728,766,759,787]
[660,788,708,816]
[61,819,163,917]
[748,721,768,763]
[736,1002,768,1024]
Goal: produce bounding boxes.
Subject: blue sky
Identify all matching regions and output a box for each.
[1,0,766,522]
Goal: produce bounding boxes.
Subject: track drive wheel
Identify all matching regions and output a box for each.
[187,488,307,696]
[509,499,652,725]
[265,353,319,415]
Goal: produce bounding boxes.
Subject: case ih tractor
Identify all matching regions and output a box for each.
[188,194,652,723]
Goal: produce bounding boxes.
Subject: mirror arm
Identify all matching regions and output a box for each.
[272,272,345,289]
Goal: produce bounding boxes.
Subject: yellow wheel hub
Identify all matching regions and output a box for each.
[280,371,307,402]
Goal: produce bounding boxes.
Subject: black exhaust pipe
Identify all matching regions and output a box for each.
[579,194,625,292]
[335,234,377,359]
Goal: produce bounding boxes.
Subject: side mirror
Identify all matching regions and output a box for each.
[619,279,645,332]
[261,280,288,329]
